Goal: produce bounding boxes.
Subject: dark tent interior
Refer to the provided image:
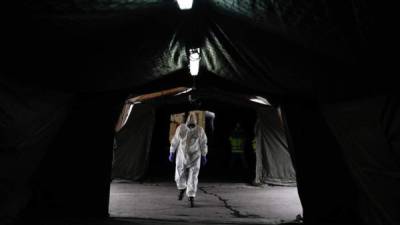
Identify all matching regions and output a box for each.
[114,99,261,183]
[0,1,398,225]
[111,87,296,185]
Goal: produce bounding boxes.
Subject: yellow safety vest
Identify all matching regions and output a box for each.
[229,137,244,153]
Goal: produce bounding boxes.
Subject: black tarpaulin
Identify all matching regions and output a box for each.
[0,81,71,218]
[282,96,400,225]
[0,1,397,225]
[1,1,387,97]
[2,4,186,92]
[282,100,360,225]
[321,96,400,225]
[29,92,123,218]
[203,15,313,95]
[112,104,156,181]
[254,107,296,186]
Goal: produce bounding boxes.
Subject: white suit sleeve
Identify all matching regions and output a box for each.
[170,125,181,154]
[199,128,208,156]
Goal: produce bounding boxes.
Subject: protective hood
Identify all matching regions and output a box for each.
[186,112,197,127]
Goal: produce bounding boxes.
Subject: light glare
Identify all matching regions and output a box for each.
[189,48,200,76]
[250,96,270,106]
[175,88,193,96]
[122,104,134,127]
[177,0,193,10]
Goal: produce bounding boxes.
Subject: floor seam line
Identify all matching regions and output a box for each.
[198,186,262,219]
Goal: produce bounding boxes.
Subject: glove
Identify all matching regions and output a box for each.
[168,152,175,163]
[201,156,207,166]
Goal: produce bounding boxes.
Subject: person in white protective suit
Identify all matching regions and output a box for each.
[168,112,208,207]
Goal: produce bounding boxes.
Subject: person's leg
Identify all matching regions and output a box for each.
[240,153,249,169]
[240,153,253,183]
[229,153,239,179]
[186,166,200,197]
[175,162,188,198]
[187,159,201,207]
[229,153,238,169]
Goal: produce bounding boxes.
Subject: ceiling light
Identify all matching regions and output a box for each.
[177,0,193,10]
[189,48,200,76]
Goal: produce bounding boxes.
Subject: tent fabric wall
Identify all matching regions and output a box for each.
[25,93,124,219]
[321,96,400,225]
[0,85,124,220]
[204,16,313,96]
[115,103,132,132]
[254,107,296,186]
[112,104,156,181]
[282,100,360,225]
[0,81,72,220]
[2,5,186,93]
[282,96,400,225]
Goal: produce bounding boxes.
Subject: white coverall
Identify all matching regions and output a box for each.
[170,113,208,197]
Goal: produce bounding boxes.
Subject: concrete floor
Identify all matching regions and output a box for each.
[109,180,302,225]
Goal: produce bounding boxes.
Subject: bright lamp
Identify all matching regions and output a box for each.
[177,0,193,10]
[189,48,200,76]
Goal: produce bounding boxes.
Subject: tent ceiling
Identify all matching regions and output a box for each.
[210,0,365,61]
[14,0,168,12]
[2,0,381,101]
[16,0,368,56]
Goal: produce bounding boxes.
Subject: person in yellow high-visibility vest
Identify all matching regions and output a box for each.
[228,122,248,170]
[252,137,256,152]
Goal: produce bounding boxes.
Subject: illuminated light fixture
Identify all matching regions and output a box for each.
[250,96,271,106]
[189,48,200,76]
[177,0,193,10]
